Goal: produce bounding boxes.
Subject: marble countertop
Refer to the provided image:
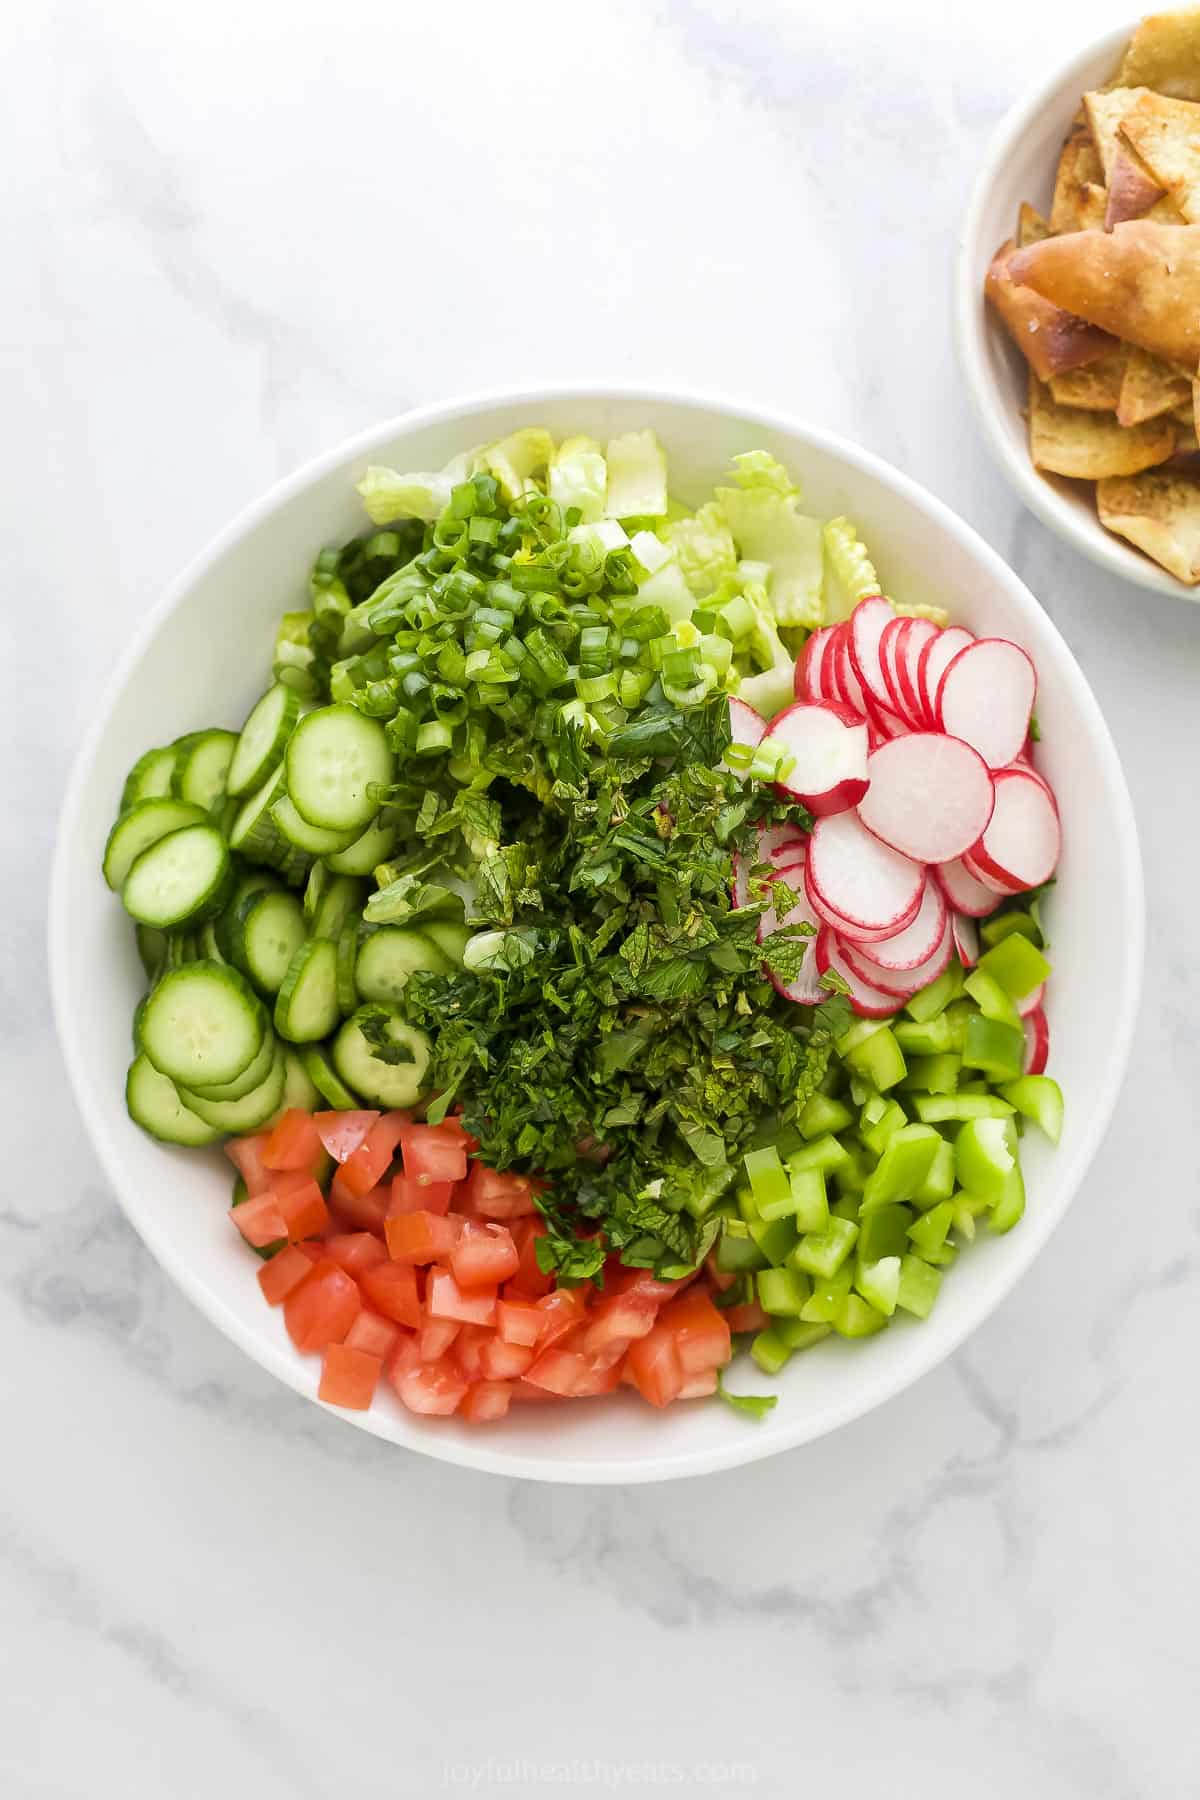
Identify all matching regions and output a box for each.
[7,0,1199,1792]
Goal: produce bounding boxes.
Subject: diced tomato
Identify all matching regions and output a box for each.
[329,1173,390,1234]
[609,1264,690,1306]
[283,1259,362,1352]
[461,1380,512,1422]
[225,1133,273,1196]
[509,1216,554,1298]
[464,1162,538,1220]
[393,1355,467,1416]
[524,1347,622,1397]
[319,1343,382,1410]
[360,1260,421,1328]
[257,1245,317,1306]
[450,1220,519,1291]
[534,1284,590,1346]
[263,1109,323,1173]
[385,1209,462,1264]
[398,1120,469,1185]
[705,1251,737,1294]
[344,1308,403,1360]
[296,1241,324,1263]
[272,1176,329,1242]
[314,1110,380,1163]
[480,1335,535,1379]
[624,1322,684,1408]
[427,1268,497,1326]
[230,1194,287,1248]
[388,1173,453,1217]
[510,1378,564,1403]
[453,1322,492,1381]
[678,1368,719,1399]
[582,1286,660,1361]
[384,1333,421,1388]
[660,1288,732,1375]
[339,1111,408,1198]
[497,1298,545,1347]
[418,1316,460,1362]
[723,1300,769,1335]
[323,1231,388,1278]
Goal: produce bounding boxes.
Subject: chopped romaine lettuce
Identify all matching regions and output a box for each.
[661,500,738,598]
[484,428,556,501]
[823,516,881,621]
[716,476,824,630]
[894,600,951,627]
[357,464,457,524]
[549,435,607,523]
[606,430,668,519]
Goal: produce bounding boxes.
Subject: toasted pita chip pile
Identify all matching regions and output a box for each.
[981,10,1200,582]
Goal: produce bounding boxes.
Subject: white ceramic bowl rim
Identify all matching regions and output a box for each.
[50,383,1145,1482]
[954,21,1193,601]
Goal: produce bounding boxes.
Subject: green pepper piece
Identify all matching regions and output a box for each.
[832,1292,888,1337]
[951,1190,991,1241]
[861,1124,942,1209]
[756,1265,811,1317]
[955,1116,1019,1202]
[854,1254,901,1316]
[857,1202,912,1263]
[980,910,1040,949]
[900,1052,961,1093]
[860,1099,908,1158]
[775,1318,832,1351]
[977,933,1051,1000]
[743,1145,791,1213]
[791,1215,859,1280]
[907,1198,953,1257]
[843,1024,906,1092]
[964,968,1022,1029]
[988,1163,1026,1234]
[894,1015,956,1056]
[913,1138,956,1207]
[998,1074,1064,1144]
[913,1093,1015,1124]
[896,1254,941,1318]
[787,1133,851,1175]
[715,1219,767,1274]
[747,1213,799,1265]
[797,1092,854,1139]
[961,1013,1026,1082]
[904,963,964,1022]
[785,1165,830,1232]
[832,1143,872,1199]
[750,1326,793,1375]
[798,1261,854,1322]
[835,1018,887,1058]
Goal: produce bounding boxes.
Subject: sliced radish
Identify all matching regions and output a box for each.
[936,856,1001,919]
[800,627,837,701]
[936,639,1036,771]
[765,700,870,818]
[860,877,947,971]
[1024,1005,1050,1074]
[878,616,910,719]
[731,851,751,909]
[848,596,895,711]
[836,630,868,716]
[962,847,1023,895]
[896,618,939,725]
[1018,979,1045,1018]
[757,822,809,868]
[969,767,1060,891]
[840,914,953,998]
[918,625,972,726]
[864,694,908,741]
[758,866,824,1004]
[815,928,900,1019]
[728,696,766,751]
[806,811,924,941]
[857,733,994,864]
[951,912,979,967]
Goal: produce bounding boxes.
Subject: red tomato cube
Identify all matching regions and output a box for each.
[389,1173,453,1217]
[318,1344,382,1410]
[340,1111,408,1198]
[272,1177,329,1242]
[314,1110,379,1164]
[660,1288,732,1374]
[323,1232,388,1277]
[453,1322,492,1381]
[418,1316,460,1362]
[480,1335,535,1379]
[283,1260,362,1353]
[344,1308,403,1360]
[393,1354,467,1416]
[385,1210,461,1264]
[451,1221,519,1291]
[624,1322,684,1408]
[496,1299,545,1347]
[360,1261,421,1329]
[581,1287,660,1361]
[464,1162,538,1219]
[678,1368,719,1399]
[230,1194,287,1248]
[523,1348,622,1398]
[257,1245,318,1306]
[263,1109,323,1173]
[427,1269,497,1327]
[534,1285,589,1346]
[225,1133,273,1197]
[461,1380,512,1423]
[328,1173,390,1234]
[399,1120,470,1185]
[508,1216,554,1298]
[723,1300,769,1335]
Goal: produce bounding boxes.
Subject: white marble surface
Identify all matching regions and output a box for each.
[7,0,1200,1791]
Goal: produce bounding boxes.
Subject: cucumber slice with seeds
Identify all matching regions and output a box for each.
[271,792,357,856]
[300,1043,361,1110]
[274,938,340,1042]
[228,683,300,799]
[190,1024,277,1101]
[355,927,450,1004]
[230,889,308,995]
[323,815,399,877]
[126,1054,221,1146]
[103,799,208,891]
[171,729,238,813]
[310,875,364,941]
[180,1044,286,1132]
[332,1006,431,1108]
[286,705,393,834]
[121,746,178,813]
[122,825,234,930]
[229,766,288,865]
[140,962,266,1089]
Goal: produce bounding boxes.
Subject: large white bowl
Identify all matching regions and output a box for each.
[955,22,1193,600]
[50,386,1144,1483]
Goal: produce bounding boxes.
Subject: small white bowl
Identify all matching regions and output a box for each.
[50,385,1144,1483]
[955,22,1193,600]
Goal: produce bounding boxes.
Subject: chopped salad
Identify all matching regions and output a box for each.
[102,428,1063,1424]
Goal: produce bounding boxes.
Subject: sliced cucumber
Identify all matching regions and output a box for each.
[335,918,360,1015]
[122,826,233,930]
[271,792,357,856]
[180,1044,286,1133]
[310,875,364,941]
[136,924,167,981]
[140,962,266,1089]
[215,868,284,958]
[300,1043,361,1110]
[189,1024,277,1101]
[228,683,300,799]
[355,927,450,1004]
[126,1054,221,1146]
[274,938,340,1042]
[230,889,307,995]
[420,920,472,967]
[333,1006,431,1108]
[285,704,393,834]
[164,932,200,970]
[103,798,208,891]
[279,1047,322,1112]
[302,862,329,927]
[229,766,288,866]
[120,745,178,813]
[231,1173,285,1259]
[171,729,238,813]
[199,919,227,964]
[323,814,399,877]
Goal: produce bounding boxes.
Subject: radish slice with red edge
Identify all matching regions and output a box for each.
[840,914,953,998]
[758,866,825,1004]
[918,626,972,726]
[969,767,1060,891]
[836,630,868,715]
[800,626,837,701]
[727,696,766,751]
[859,877,947,971]
[804,861,912,945]
[895,618,939,724]
[848,596,895,711]
[877,616,910,719]
[936,856,1001,918]
[1018,979,1045,1018]
[806,811,924,941]
[757,822,808,868]
[936,638,1037,771]
[863,694,908,741]
[815,928,900,1018]
[857,732,994,864]
[1024,1005,1050,1074]
[765,700,869,817]
[962,846,1023,896]
[731,851,751,909]
[951,912,979,967]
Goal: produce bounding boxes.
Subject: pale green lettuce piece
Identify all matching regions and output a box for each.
[894,600,950,627]
[636,557,694,623]
[661,500,738,598]
[717,466,824,629]
[731,575,796,718]
[823,516,882,621]
[357,464,455,523]
[484,428,556,501]
[605,429,668,519]
[568,517,629,562]
[629,529,674,576]
[548,436,607,523]
[727,450,799,496]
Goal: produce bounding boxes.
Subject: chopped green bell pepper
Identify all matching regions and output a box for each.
[861,1099,909,1157]
[855,1254,901,1316]
[900,1053,961,1094]
[857,1202,912,1262]
[842,1024,906,1092]
[797,1092,854,1140]
[964,968,1022,1029]
[894,1014,956,1056]
[907,1198,953,1257]
[715,1218,767,1274]
[977,933,1050,1000]
[913,1093,1015,1123]
[998,1074,1063,1144]
[747,1213,799,1264]
[750,1327,793,1375]
[743,1146,791,1213]
[861,1124,941,1208]
[792,1215,859,1280]
[786,1165,830,1232]
[896,1254,941,1318]
[798,1261,853,1322]
[913,1137,956,1207]
[775,1318,832,1351]
[788,1133,851,1175]
[988,1164,1026,1234]
[980,910,1040,949]
[904,963,964,1022]
[832,1292,888,1337]
[961,1013,1026,1082]
[756,1265,811,1317]
[955,1116,1018,1202]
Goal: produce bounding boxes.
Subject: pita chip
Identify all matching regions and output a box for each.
[1008,222,1200,369]
[1120,90,1200,223]
[1115,8,1200,102]
[985,240,1117,381]
[1117,344,1193,424]
[1097,469,1200,581]
[1051,348,1129,411]
[1029,375,1176,478]
[1083,88,1171,225]
[1050,125,1109,232]
[1017,203,1052,248]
